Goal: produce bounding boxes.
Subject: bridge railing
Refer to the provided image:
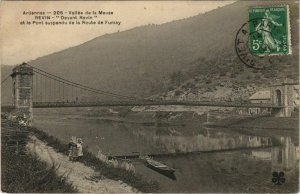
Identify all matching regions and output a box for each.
[32,100,283,108]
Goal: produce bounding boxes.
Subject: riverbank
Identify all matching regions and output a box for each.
[27,136,136,193]
[29,125,159,192]
[1,113,159,193]
[1,116,76,193]
[62,112,299,133]
[6,107,299,193]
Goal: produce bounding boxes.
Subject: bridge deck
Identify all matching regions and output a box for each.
[31,101,283,108]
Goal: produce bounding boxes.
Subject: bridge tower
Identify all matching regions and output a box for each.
[11,63,34,125]
[270,78,299,117]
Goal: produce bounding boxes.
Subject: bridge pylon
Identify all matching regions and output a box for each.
[270,78,299,117]
[11,63,34,126]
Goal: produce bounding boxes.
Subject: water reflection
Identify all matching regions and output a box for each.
[271,136,299,171]
[126,126,272,154]
[33,114,299,192]
[249,136,299,171]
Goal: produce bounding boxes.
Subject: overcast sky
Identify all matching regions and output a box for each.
[0,1,234,65]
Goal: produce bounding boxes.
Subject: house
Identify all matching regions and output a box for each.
[249,90,271,104]
[248,90,271,115]
[247,90,271,115]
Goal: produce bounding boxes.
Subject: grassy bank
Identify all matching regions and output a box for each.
[30,126,159,192]
[1,117,76,193]
[206,114,299,130]
[231,117,299,130]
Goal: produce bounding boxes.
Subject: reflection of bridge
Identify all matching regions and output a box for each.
[32,101,283,108]
[107,146,274,160]
[1,63,296,125]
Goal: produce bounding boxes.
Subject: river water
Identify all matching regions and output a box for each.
[33,107,299,193]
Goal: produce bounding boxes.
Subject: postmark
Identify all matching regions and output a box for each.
[235,5,291,69]
[235,18,271,69]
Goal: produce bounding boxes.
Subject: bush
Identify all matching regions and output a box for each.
[230,73,237,78]
[219,72,226,76]
[1,149,76,193]
[174,90,182,96]
[254,74,261,80]
[205,79,212,84]
[264,72,273,78]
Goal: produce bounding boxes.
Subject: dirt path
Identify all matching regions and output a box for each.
[27,135,138,193]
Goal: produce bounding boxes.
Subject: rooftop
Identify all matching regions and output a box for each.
[249,90,270,100]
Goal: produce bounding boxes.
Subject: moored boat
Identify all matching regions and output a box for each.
[141,156,175,173]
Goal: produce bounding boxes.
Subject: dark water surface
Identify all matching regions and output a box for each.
[33,108,299,193]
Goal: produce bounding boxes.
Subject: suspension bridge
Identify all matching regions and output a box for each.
[1,63,290,124]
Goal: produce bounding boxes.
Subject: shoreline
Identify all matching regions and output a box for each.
[1,116,77,193]
[35,112,299,130]
[1,112,159,193]
[29,125,159,193]
[27,135,137,193]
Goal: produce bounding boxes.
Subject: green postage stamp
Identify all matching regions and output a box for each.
[248,5,291,55]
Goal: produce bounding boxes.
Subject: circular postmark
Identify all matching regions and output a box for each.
[235,18,281,69]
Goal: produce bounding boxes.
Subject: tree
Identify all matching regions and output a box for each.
[170,71,184,86]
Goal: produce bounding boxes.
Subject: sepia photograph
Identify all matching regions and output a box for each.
[0,0,299,193]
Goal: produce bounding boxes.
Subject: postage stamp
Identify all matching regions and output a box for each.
[248,5,291,56]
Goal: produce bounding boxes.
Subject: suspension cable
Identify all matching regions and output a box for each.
[26,64,138,100]
[1,74,11,85]
[32,70,131,100]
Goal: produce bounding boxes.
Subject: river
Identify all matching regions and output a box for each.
[33,107,299,193]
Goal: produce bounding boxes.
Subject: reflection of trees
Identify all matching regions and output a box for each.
[155,135,271,153]
[130,127,272,153]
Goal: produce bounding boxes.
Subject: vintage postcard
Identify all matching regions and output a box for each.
[0,1,299,193]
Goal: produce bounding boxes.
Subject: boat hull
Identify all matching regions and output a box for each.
[146,163,176,180]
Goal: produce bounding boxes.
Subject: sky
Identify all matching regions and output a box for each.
[0,1,235,65]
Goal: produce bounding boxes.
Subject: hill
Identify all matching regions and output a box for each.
[1,1,298,103]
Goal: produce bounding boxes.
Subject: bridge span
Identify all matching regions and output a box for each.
[32,101,283,109]
[1,63,297,126]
